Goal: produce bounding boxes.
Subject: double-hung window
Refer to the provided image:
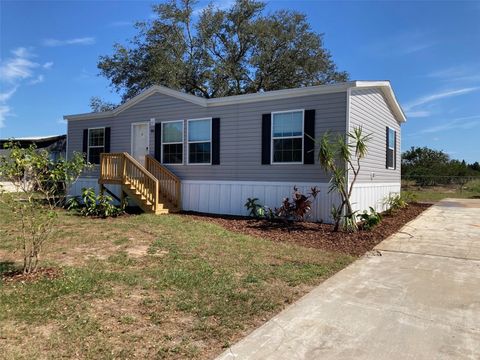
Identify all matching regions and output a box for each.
[272,110,304,163]
[386,127,396,169]
[88,128,105,164]
[188,118,212,164]
[162,120,184,164]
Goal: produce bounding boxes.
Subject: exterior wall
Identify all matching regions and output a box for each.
[348,88,401,183]
[350,182,401,214]
[181,180,340,223]
[67,91,347,182]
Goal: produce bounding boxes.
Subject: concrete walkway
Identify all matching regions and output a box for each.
[217,199,480,360]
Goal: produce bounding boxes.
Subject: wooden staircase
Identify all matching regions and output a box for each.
[99,153,181,215]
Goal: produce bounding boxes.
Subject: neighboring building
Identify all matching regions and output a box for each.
[64,81,405,221]
[0,135,67,162]
[0,134,67,192]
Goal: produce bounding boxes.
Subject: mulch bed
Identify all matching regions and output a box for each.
[181,203,431,256]
[1,267,62,283]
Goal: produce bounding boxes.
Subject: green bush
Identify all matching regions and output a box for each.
[383,191,416,213]
[357,207,382,230]
[67,187,125,218]
[244,197,265,218]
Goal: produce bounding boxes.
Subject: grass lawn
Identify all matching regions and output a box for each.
[403,180,480,202]
[0,205,354,359]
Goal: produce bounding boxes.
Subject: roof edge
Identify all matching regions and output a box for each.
[64,81,406,123]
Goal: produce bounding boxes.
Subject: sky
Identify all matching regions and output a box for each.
[0,0,479,163]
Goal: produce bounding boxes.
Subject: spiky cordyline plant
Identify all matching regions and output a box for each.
[316,126,371,232]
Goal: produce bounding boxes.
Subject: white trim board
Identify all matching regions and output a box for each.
[64,81,406,124]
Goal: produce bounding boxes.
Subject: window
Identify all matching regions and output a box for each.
[88,128,105,164]
[162,121,183,164]
[272,110,303,163]
[188,118,211,164]
[387,127,396,169]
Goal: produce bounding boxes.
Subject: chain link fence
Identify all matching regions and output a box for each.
[402,175,480,188]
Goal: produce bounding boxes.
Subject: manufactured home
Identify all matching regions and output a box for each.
[65,81,405,221]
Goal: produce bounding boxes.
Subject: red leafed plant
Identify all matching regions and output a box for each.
[275,186,320,223]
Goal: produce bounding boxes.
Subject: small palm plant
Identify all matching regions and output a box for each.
[316,126,371,232]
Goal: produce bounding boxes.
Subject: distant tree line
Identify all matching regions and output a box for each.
[402,147,480,186]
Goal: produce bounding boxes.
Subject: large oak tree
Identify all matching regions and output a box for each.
[96,0,348,106]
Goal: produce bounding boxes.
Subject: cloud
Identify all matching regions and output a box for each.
[0,105,11,128]
[0,87,18,102]
[368,31,436,57]
[57,118,68,125]
[29,74,44,85]
[43,37,95,47]
[427,64,480,83]
[420,115,480,134]
[404,87,480,111]
[405,110,431,118]
[43,61,54,69]
[0,47,39,83]
[0,47,51,128]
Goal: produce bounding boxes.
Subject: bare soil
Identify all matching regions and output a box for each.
[181,203,431,256]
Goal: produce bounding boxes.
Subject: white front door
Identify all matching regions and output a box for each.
[131,122,149,164]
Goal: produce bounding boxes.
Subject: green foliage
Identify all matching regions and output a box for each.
[0,142,87,274]
[244,197,264,218]
[383,192,415,213]
[96,0,348,104]
[402,146,480,186]
[316,127,371,232]
[67,187,125,218]
[357,207,382,230]
[89,96,117,112]
[0,141,87,206]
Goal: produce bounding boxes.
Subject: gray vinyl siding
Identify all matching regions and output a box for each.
[68,91,347,182]
[349,88,402,183]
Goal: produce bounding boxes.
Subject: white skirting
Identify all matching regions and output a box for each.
[69,178,401,223]
[181,180,340,223]
[68,178,122,204]
[350,182,401,214]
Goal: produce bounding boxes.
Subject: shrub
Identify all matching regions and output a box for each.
[384,191,416,213]
[357,207,382,230]
[274,186,320,223]
[67,187,125,218]
[0,141,86,274]
[244,197,265,218]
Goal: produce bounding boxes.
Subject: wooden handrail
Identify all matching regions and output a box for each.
[145,155,181,208]
[100,153,159,212]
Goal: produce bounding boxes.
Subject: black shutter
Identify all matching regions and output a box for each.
[82,129,88,160]
[212,117,220,165]
[303,109,315,164]
[394,130,397,170]
[262,113,271,165]
[385,126,389,169]
[154,123,162,162]
[104,127,111,153]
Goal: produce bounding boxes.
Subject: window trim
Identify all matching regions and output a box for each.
[270,109,304,165]
[187,118,212,165]
[161,120,184,165]
[387,126,396,170]
[87,127,105,165]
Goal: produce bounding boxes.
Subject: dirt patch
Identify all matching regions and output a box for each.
[1,267,62,283]
[181,203,431,256]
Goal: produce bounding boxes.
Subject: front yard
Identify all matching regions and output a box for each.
[0,205,354,359]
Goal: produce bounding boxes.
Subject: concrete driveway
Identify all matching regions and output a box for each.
[217,199,480,360]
